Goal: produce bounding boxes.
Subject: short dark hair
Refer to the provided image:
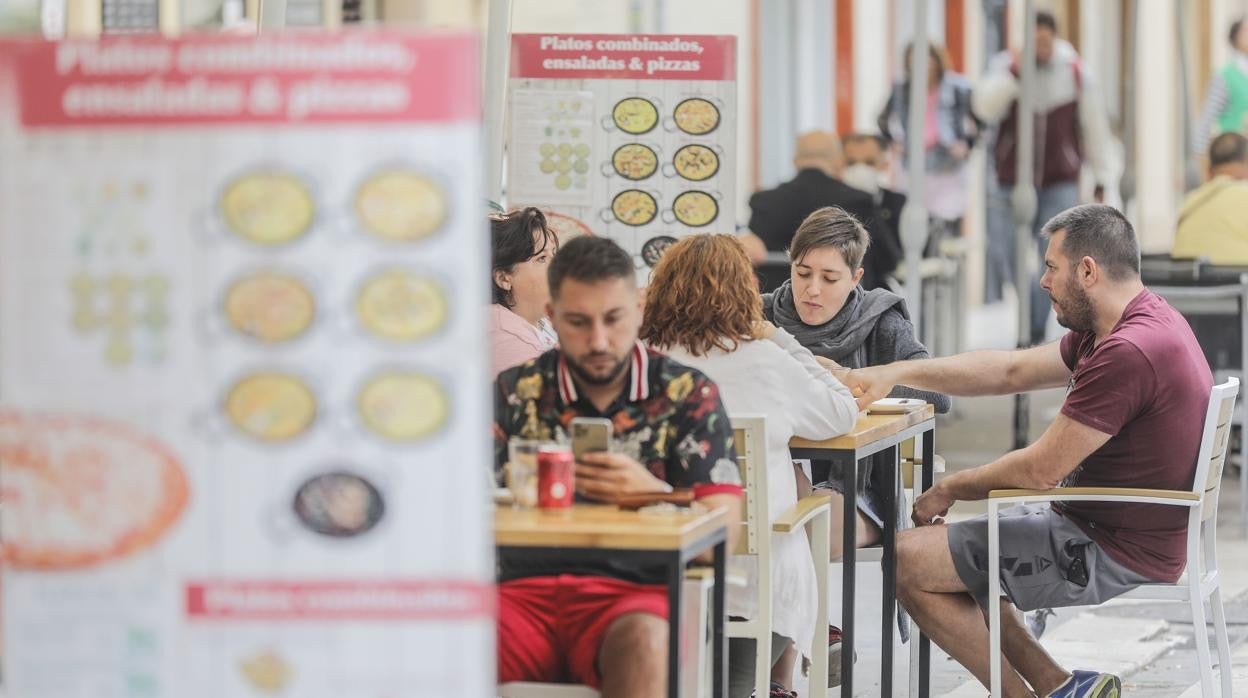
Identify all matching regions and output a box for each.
[547,235,635,299]
[1041,204,1140,281]
[1210,131,1248,169]
[1231,17,1245,47]
[1036,10,1058,33]
[789,206,871,270]
[490,207,557,307]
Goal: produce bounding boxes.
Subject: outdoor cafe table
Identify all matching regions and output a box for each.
[493,504,731,698]
[790,405,937,698]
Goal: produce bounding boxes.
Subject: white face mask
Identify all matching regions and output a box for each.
[842,163,881,196]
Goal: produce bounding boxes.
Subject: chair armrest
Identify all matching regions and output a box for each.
[901,454,946,472]
[773,493,832,533]
[988,486,1200,507]
[684,567,714,582]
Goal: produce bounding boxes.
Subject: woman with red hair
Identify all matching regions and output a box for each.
[642,234,858,697]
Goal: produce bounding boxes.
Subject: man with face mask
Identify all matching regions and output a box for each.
[974,11,1114,344]
[843,205,1212,698]
[493,236,744,696]
[842,132,906,289]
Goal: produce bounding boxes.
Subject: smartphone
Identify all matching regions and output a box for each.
[571,417,613,460]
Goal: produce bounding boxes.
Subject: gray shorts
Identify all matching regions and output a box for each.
[946,504,1152,612]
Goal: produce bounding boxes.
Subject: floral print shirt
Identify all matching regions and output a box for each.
[493,341,742,582]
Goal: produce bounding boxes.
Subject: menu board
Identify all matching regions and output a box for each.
[0,34,493,698]
[508,34,737,279]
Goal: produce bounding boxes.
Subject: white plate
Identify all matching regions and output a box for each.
[867,398,926,414]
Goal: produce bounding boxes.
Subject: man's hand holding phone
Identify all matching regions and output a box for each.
[576,452,671,501]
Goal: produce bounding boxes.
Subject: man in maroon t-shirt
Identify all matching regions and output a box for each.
[846,204,1212,698]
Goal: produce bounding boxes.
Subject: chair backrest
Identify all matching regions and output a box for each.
[1190,378,1240,530]
[730,414,767,556]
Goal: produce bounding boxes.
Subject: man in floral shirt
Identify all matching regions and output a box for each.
[494,236,743,696]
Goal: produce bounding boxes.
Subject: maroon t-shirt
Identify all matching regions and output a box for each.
[1057,289,1213,582]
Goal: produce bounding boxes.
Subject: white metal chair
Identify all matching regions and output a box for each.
[987,377,1239,697]
[731,414,832,698]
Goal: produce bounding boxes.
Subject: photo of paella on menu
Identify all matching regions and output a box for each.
[0,34,493,698]
[507,33,737,279]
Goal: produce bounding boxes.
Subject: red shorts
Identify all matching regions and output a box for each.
[497,574,668,688]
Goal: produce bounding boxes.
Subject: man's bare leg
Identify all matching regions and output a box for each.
[896,526,1037,698]
[598,612,667,698]
[984,599,1070,696]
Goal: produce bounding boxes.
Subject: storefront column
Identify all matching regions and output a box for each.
[1133,0,1179,252]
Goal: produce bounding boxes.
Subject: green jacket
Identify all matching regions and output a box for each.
[1219,62,1248,134]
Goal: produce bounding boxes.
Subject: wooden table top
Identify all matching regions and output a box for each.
[789,404,935,450]
[494,504,730,551]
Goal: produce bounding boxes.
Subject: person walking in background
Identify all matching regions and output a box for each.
[1192,18,1248,172]
[877,40,981,249]
[974,11,1113,344]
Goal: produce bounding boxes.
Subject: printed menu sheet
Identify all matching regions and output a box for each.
[0,34,492,698]
[508,34,737,280]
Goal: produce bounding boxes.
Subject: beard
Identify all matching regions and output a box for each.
[1051,277,1095,333]
[565,351,630,386]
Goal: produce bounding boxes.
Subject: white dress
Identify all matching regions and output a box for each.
[665,329,858,652]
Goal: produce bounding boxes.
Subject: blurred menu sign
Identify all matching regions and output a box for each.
[508,33,737,280]
[0,33,493,698]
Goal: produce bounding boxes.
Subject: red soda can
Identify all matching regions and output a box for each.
[537,446,575,509]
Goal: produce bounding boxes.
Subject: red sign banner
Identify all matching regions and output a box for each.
[510,33,736,81]
[185,580,494,621]
[11,33,479,127]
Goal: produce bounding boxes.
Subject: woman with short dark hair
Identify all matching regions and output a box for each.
[763,206,949,686]
[489,207,558,376]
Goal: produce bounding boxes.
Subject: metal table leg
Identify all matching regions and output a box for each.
[881,445,899,696]
[712,539,727,698]
[918,432,935,698]
[841,455,858,697]
[667,554,684,698]
[1240,287,1248,538]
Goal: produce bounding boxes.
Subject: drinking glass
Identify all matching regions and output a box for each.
[506,438,542,508]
